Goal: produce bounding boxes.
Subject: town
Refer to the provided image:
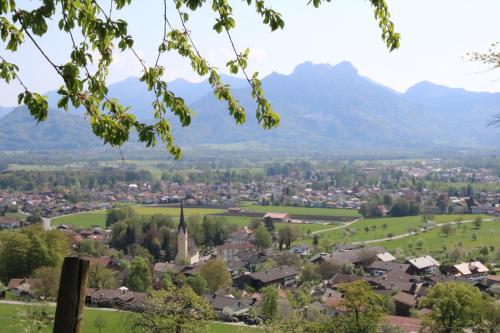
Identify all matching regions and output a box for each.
[0,157,499,332]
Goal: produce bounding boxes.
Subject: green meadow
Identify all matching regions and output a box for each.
[0,303,263,333]
[299,214,490,246]
[52,211,107,228]
[51,205,348,232]
[377,221,500,252]
[51,206,225,228]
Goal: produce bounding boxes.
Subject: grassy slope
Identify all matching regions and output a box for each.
[299,214,490,246]
[377,221,500,252]
[0,303,263,333]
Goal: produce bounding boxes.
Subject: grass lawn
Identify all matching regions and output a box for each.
[52,211,107,228]
[377,221,500,252]
[0,303,263,333]
[244,205,361,217]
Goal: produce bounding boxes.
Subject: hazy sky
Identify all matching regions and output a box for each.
[1,0,499,106]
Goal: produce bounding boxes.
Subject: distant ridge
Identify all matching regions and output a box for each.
[0,61,499,151]
[0,106,13,120]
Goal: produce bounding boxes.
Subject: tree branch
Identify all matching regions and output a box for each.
[0,54,29,91]
[18,18,62,76]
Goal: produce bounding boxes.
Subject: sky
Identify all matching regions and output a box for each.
[1,0,500,106]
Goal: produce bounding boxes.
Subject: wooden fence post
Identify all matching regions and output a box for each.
[53,257,90,333]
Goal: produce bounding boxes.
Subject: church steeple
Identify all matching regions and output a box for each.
[175,199,200,265]
[178,200,187,233]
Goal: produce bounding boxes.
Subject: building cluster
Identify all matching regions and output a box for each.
[1,202,499,333]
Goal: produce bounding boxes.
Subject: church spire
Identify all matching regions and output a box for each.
[178,200,187,233]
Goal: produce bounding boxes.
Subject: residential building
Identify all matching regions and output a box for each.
[406,256,440,275]
[448,261,489,281]
[0,216,21,229]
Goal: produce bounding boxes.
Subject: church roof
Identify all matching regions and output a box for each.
[178,201,187,233]
[188,237,199,257]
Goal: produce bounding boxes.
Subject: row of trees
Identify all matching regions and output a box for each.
[359,194,421,218]
[161,168,266,185]
[0,168,153,191]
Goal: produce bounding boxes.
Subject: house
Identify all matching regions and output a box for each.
[406,255,440,275]
[7,278,40,297]
[208,294,256,317]
[236,249,269,272]
[86,288,147,310]
[216,242,256,261]
[234,265,298,290]
[448,261,489,281]
[289,244,311,256]
[376,252,396,262]
[392,292,417,316]
[310,246,385,267]
[0,216,21,229]
[328,273,363,287]
[367,261,410,277]
[263,212,290,222]
[228,228,254,244]
[365,271,417,294]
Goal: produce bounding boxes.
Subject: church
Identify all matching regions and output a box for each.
[175,202,200,265]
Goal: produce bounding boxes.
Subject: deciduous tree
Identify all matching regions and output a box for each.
[127,256,152,292]
[254,224,272,250]
[128,287,214,333]
[199,260,231,292]
[420,282,487,333]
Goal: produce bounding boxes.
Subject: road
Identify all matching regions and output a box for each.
[310,219,361,234]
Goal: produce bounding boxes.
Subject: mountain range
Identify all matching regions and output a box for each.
[0,61,499,151]
[0,106,13,120]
